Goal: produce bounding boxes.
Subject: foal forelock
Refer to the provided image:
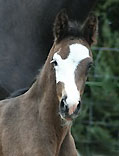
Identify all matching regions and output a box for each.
[52,43,90,107]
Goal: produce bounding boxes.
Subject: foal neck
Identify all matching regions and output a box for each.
[26,52,62,123]
[24,45,72,155]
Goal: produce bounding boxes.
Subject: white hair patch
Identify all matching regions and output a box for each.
[52,43,90,107]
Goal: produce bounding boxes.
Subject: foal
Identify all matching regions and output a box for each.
[0,10,98,156]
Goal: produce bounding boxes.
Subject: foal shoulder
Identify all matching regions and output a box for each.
[0,96,22,123]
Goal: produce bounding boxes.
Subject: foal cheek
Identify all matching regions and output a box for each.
[75,77,86,97]
[56,82,65,101]
[79,77,87,96]
[80,83,86,96]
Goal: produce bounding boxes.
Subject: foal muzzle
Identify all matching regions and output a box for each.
[59,96,81,120]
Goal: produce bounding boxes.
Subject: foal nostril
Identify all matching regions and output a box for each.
[60,96,67,107]
[60,96,68,114]
[73,101,81,115]
[60,98,65,108]
[77,101,81,110]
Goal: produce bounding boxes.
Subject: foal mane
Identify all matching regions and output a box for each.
[53,10,83,43]
[67,21,82,38]
[54,20,82,43]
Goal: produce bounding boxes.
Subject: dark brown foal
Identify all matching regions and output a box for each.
[0,10,98,156]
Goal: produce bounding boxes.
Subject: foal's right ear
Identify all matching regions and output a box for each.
[53,9,68,42]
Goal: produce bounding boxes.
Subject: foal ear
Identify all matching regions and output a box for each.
[53,9,68,42]
[82,13,98,46]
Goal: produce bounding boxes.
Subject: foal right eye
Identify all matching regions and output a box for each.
[53,60,58,66]
[51,60,58,66]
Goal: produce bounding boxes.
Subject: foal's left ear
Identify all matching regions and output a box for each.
[53,9,69,42]
[82,13,98,46]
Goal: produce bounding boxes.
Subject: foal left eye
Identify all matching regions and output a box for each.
[86,62,93,75]
[87,62,93,69]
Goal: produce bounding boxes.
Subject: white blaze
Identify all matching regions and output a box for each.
[52,43,90,107]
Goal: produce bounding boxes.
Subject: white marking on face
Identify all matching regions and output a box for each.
[52,43,90,107]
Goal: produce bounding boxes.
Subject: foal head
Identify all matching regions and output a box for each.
[49,10,98,120]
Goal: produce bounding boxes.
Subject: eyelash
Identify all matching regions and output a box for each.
[51,60,58,66]
[85,62,93,75]
[87,62,93,69]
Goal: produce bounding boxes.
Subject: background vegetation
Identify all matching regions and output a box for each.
[72,0,119,155]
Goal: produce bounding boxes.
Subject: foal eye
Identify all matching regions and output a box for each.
[87,62,93,69]
[50,60,58,66]
[85,62,93,75]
